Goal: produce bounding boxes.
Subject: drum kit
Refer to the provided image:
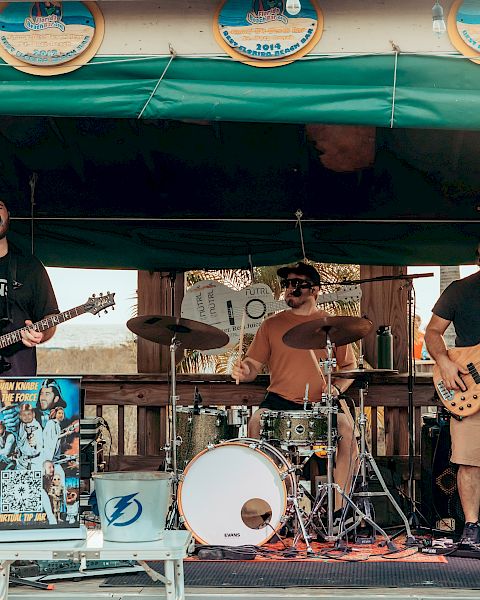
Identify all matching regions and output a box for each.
[127,312,415,552]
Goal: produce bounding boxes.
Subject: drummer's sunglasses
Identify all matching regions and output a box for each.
[280,278,314,289]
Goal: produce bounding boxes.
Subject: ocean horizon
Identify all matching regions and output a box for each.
[42,323,135,349]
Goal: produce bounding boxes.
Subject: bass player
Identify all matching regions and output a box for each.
[425,241,480,546]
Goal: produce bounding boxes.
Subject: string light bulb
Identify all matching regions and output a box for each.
[432,1,447,36]
[286,0,301,16]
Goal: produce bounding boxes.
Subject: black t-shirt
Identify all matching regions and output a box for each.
[0,249,59,376]
[432,271,480,347]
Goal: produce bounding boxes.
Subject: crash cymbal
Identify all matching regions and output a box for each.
[126,315,229,350]
[334,368,398,379]
[283,316,373,350]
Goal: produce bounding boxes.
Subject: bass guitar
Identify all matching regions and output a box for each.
[432,344,480,417]
[181,281,361,353]
[0,292,115,373]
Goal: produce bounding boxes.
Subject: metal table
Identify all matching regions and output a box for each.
[0,529,192,600]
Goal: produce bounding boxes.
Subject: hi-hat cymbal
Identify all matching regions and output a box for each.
[283,316,373,350]
[126,315,229,350]
[334,368,398,379]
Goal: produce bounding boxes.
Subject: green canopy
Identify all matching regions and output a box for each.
[1,53,480,268]
[0,54,479,128]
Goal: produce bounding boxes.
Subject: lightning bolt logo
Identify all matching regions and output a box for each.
[104,493,143,527]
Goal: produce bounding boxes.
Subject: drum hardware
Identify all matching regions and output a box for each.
[126,315,229,528]
[284,316,382,545]
[338,366,416,547]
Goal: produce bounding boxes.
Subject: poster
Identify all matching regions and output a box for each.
[0,377,81,531]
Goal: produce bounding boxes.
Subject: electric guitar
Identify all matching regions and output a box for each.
[181,281,362,353]
[432,344,480,417]
[0,292,116,373]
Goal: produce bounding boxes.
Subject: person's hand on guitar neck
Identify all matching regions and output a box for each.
[20,319,56,348]
[231,357,262,383]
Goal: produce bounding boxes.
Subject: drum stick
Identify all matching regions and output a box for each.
[235,311,246,385]
[309,349,327,386]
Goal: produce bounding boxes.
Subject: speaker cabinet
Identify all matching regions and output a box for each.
[421,412,464,533]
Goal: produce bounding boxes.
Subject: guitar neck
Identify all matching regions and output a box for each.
[0,304,88,349]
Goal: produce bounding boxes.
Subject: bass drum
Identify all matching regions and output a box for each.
[178,439,296,546]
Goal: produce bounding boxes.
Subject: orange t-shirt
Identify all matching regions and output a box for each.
[246,309,356,403]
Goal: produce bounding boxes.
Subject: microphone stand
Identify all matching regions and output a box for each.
[340,271,434,532]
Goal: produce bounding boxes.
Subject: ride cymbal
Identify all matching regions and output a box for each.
[283,316,373,349]
[126,315,229,350]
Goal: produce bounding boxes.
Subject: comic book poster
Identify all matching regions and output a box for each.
[0,377,80,530]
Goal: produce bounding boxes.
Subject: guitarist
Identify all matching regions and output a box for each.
[0,200,59,377]
[232,262,358,524]
[425,242,480,546]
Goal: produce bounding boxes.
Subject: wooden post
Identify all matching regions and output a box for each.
[136,270,185,374]
[360,265,408,374]
[135,270,185,461]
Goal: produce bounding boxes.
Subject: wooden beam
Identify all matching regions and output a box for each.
[137,270,185,373]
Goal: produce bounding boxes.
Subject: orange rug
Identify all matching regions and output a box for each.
[187,536,447,564]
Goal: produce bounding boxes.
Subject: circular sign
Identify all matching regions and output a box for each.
[448,0,480,63]
[214,0,323,67]
[0,1,104,75]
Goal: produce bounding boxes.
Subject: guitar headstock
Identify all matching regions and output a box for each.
[84,292,116,315]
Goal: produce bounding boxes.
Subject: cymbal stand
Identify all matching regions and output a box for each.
[165,335,181,528]
[297,333,397,547]
[345,373,416,546]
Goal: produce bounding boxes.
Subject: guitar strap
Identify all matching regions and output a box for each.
[5,251,17,324]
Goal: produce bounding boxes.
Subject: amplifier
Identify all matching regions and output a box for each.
[80,417,105,510]
[420,412,464,533]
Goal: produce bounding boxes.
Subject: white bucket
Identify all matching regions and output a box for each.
[93,472,172,542]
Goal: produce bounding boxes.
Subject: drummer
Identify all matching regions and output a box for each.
[232,262,358,516]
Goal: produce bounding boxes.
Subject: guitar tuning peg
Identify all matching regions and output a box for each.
[92,293,96,298]
[104,310,108,314]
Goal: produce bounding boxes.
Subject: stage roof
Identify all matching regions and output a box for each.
[1,54,479,269]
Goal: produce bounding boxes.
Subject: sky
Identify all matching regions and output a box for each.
[45,264,479,333]
[46,267,137,326]
[408,264,477,328]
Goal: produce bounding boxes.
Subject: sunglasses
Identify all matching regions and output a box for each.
[280,278,314,289]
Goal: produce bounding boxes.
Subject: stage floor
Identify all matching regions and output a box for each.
[7,552,480,600]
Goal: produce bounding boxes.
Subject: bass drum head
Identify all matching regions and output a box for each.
[178,441,287,546]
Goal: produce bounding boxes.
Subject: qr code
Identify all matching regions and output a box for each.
[1,470,42,513]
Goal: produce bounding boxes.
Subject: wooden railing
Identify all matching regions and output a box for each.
[82,373,437,480]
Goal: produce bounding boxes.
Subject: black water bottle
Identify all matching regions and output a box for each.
[376,325,393,369]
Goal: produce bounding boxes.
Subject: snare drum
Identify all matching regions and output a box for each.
[176,407,239,469]
[178,439,296,546]
[260,409,330,453]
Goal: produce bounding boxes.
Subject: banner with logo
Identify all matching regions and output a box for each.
[214,0,323,67]
[448,0,480,63]
[0,377,81,531]
[0,1,104,75]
